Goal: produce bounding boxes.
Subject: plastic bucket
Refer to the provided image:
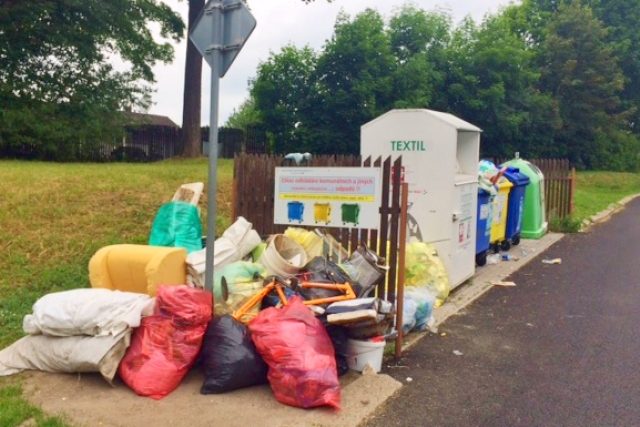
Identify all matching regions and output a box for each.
[258,234,307,277]
[346,337,386,373]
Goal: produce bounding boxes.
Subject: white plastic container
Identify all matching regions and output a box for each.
[346,337,386,373]
[361,109,481,289]
[258,234,307,277]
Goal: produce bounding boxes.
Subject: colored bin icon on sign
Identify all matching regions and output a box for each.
[314,203,332,225]
[341,203,360,226]
[287,201,304,223]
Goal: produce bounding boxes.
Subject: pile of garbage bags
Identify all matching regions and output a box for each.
[0,212,453,411]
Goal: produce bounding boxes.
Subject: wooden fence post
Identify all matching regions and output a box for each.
[395,182,409,361]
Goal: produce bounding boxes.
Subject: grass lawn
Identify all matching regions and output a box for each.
[0,158,233,427]
[573,171,640,221]
[0,158,233,348]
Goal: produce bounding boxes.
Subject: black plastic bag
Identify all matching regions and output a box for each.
[200,315,268,394]
[325,324,350,376]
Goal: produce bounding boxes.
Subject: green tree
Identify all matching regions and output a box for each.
[387,6,451,109]
[539,1,627,168]
[250,45,317,153]
[590,0,640,135]
[0,0,184,159]
[439,15,557,158]
[225,97,261,131]
[308,9,394,154]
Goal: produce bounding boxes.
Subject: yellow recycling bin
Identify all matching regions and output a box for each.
[490,177,513,250]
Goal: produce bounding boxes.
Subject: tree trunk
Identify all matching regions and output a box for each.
[181,0,205,157]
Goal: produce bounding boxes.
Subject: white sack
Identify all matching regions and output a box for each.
[187,216,261,286]
[23,288,153,337]
[0,332,130,384]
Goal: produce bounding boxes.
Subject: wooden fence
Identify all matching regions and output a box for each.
[232,153,404,303]
[493,157,576,220]
[0,125,268,162]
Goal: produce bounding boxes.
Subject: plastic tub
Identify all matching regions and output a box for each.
[346,337,386,373]
[258,235,307,277]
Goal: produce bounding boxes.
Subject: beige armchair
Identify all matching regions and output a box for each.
[89,244,187,296]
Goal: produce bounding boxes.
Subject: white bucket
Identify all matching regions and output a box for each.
[258,234,308,277]
[346,338,386,373]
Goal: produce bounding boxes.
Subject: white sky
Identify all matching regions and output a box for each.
[148,0,515,126]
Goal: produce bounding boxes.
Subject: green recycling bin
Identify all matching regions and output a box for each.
[501,156,547,239]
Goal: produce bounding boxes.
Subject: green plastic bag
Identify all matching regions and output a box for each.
[149,201,203,253]
[213,261,266,303]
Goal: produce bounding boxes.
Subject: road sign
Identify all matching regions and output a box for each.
[190,0,257,77]
[189,0,256,294]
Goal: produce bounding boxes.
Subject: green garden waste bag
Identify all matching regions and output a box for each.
[149,201,203,253]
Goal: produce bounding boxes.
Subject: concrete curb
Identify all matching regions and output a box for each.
[580,193,640,232]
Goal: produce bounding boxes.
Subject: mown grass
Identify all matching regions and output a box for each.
[573,171,640,221]
[0,158,232,349]
[0,158,233,426]
[0,382,68,427]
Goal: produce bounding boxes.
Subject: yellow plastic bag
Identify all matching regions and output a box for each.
[284,227,323,259]
[404,242,450,307]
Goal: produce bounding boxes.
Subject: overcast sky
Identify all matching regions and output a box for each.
[148,0,515,126]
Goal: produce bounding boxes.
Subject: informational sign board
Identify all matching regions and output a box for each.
[274,167,382,229]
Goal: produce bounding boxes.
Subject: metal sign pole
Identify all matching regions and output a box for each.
[204,2,223,294]
[190,0,256,296]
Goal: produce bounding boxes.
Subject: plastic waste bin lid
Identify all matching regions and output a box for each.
[502,167,530,186]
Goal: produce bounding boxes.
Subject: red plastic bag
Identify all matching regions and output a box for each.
[119,285,212,399]
[248,297,340,410]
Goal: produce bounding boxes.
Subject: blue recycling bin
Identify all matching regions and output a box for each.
[475,189,492,266]
[502,167,530,247]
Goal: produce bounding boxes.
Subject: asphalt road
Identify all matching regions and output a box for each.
[366,198,640,427]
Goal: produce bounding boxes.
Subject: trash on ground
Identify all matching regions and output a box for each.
[118,285,212,399]
[200,315,268,394]
[487,253,501,264]
[453,350,464,356]
[0,332,130,384]
[249,297,341,410]
[187,216,261,287]
[148,201,203,253]
[346,336,385,373]
[542,258,562,264]
[491,281,517,287]
[89,244,186,296]
[23,288,153,337]
[404,242,450,307]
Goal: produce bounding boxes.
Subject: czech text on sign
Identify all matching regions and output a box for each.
[274,167,382,229]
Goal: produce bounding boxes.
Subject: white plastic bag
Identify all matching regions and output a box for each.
[23,288,153,337]
[0,332,130,384]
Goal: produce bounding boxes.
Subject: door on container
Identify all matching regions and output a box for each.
[449,178,478,288]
